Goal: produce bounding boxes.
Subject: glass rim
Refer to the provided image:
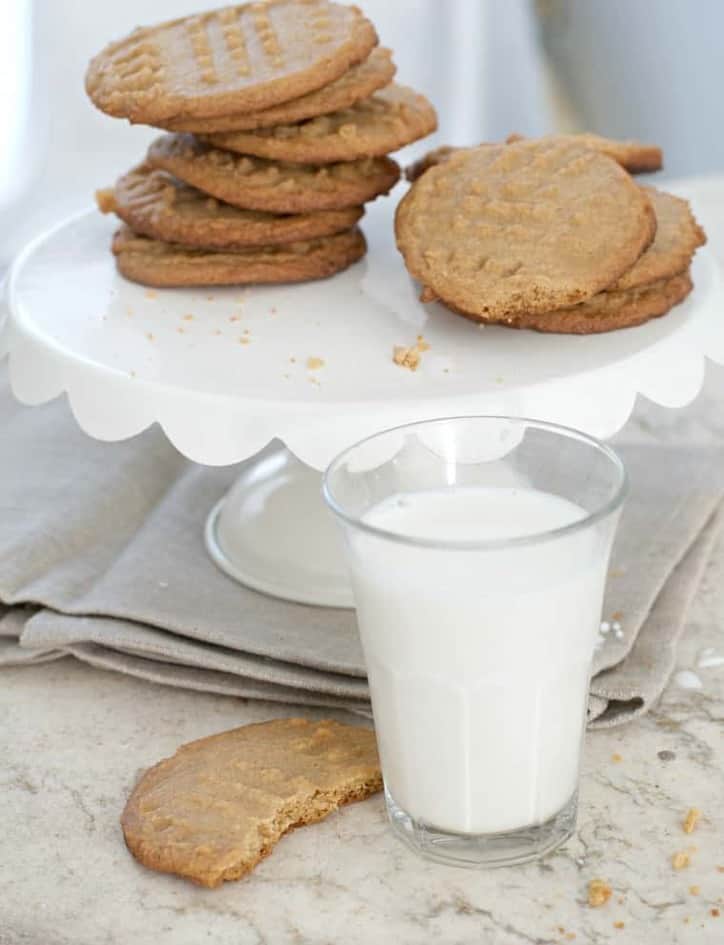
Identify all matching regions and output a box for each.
[322,415,628,552]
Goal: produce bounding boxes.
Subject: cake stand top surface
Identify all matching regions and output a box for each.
[3,183,723,468]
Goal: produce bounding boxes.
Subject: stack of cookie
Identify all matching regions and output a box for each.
[397,133,706,334]
[86,0,437,288]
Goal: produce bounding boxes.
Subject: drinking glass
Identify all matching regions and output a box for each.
[323,416,626,867]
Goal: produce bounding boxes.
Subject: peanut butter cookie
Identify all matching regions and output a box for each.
[406,133,663,181]
[203,83,438,164]
[487,270,694,334]
[612,188,706,291]
[121,718,381,887]
[506,133,663,174]
[395,139,657,321]
[147,134,400,212]
[112,224,366,286]
[86,1,377,124]
[162,46,396,133]
[99,164,363,248]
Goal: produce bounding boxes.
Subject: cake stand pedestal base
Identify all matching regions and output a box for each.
[205,444,353,608]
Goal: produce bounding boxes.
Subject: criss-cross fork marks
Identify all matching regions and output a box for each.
[112,41,164,94]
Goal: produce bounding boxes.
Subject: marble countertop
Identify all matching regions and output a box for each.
[3,183,724,945]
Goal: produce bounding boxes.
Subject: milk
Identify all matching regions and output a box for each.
[346,486,609,836]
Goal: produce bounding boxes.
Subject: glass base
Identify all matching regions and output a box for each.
[385,788,577,869]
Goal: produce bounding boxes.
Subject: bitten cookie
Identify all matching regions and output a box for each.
[98,164,364,248]
[162,46,396,133]
[86,0,378,124]
[204,83,438,164]
[112,224,367,286]
[395,139,657,321]
[147,134,400,213]
[121,718,382,887]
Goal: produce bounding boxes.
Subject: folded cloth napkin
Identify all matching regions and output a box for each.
[0,367,721,727]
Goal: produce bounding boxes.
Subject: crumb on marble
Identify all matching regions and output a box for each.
[144,289,157,300]
[307,357,325,370]
[717,866,724,873]
[565,934,576,941]
[239,337,251,345]
[611,753,623,763]
[290,357,297,363]
[212,329,222,336]
[206,295,215,302]
[683,808,702,834]
[145,332,155,342]
[712,909,721,918]
[183,313,194,321]
[416,333,431,352]
[229,315,241,322]
[613,921,624,930]
[587,879,612,908]
[672,851,691,870]
[611,610,623,621]
[176,326,185,333]
[689,886,700,896]
[609,568,626,578]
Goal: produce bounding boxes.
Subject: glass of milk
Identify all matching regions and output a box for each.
[323,416,626,868]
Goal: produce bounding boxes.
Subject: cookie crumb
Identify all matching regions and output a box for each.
[689,885,700,896]
[717,866,724,873]
[393,345,421,372]
[587,879,612,907]
[307,357,325,370]
[229,315,241,322]
[239,337,251,345]
[565,934,576,941]
[416,333,431,352]
[145,332,155,342]
[144,289,157,300]
[183,313,194,321]
[712,909,721,918]
[176,326,185,334]
[683,808,702,834]
[290,357,297,363]
[611,753,623,763]
[672,851,691,870]
[611,610,623,620]
[613,921,624,930]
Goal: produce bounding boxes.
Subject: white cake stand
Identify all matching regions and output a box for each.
[2,184,723,606]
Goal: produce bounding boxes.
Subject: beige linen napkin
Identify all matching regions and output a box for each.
[0,367,721,727]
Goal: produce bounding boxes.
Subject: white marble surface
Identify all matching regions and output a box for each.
[3,183,724,945]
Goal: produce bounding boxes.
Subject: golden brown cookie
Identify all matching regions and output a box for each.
[506,133,663,174]
[405,145,466,182]
[86,1,377,124]
[147,134,400,213]
[112,224,366,287]
[203,83,438,164]
[406,133,663,181]
[121,718,382,887]
[485,270,694,334]
[395,139,657,321]
[612,188,706,291]
[162,46,396,133]
[99,164,363,249]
